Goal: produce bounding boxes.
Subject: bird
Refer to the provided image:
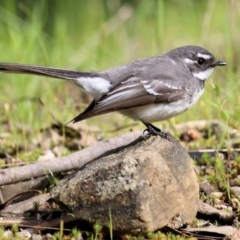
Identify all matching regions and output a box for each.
[0,45,226,137]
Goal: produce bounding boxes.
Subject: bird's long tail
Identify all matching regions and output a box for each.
[0,62,96,80]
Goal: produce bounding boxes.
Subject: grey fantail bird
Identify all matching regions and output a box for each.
[0,45,226,136]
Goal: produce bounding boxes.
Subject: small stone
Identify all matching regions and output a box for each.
[214,201,224,209]
[205,167,215,175]
[230,175,240,186]
[199,182,215,194]
[43,233,53,240]
[227,229,240,240]
[210,192,224,199]
[32,234,43,240]
[227,206,233,212]
[230,198,240,209]
[74,233,84,240]
[38,150,55,161]
[2,230,13,238]
[180,128,201,142]
[198,201,235,224]
[219,204,227,210]
[230,186,240,198]
[16,230,31,239]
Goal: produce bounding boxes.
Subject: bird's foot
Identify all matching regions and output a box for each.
[143,123,175,142]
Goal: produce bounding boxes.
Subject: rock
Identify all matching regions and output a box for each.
[43,233,53,240]
[174,119,240,140]
[210,192,224,199]
[0,176,49,204]
[51,135,199,234]
[185,225,238,238]
[1,193,51,215]
[199,181,215,195]
[229,229,240,240]
[16,230,31,239]
[2,230,13,238]
[198,201,235,224]
[230,175,240,186]
[32,234,43,240]
[230,186,240,197]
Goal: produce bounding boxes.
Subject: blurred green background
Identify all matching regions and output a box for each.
[0,0,239,146]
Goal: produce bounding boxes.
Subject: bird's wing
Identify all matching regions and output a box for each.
[71,74,187,122]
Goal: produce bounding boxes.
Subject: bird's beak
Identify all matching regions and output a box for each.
[212,61,227,67]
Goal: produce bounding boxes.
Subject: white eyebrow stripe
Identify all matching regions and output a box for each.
[184,58,195,64]
[197,53,211,59]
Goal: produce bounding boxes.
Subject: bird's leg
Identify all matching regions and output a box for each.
[143,123,161,135]
[142,122,175,142]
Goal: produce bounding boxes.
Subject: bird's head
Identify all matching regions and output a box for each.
[168,45,226,81]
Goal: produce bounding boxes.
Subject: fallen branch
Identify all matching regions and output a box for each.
[0,131,142,186]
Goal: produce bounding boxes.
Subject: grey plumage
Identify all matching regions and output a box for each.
[0,46,226,129]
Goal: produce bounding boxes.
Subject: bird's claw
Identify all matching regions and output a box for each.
[143,123,175,142]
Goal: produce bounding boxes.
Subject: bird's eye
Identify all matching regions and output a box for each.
[197,58,205,65]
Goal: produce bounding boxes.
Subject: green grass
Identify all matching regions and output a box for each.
[0,0,239,152]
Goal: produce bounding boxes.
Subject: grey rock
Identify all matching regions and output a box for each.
[210,192,224,199]
[32,234,43,240]
[51,135,199,234]
[43,233,53,240]
[198,201,235,224]
[186,225,238,237]
[199,181,215,195]
[16,230,31,239]
[230,175,240,186]
[2,230,13,238]
[0,176,49,204]
[230,186,240,197]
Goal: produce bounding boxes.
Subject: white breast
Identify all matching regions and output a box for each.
[120,88,204,123]
[188,87,204,108]
[120,100,188,123]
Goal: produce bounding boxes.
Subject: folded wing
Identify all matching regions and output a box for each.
[71,75,187,122]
